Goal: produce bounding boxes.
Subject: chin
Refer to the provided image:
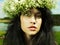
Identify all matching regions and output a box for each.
[29,32,37,36]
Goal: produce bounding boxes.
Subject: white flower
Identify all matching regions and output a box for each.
[20,0,26,4]
[10,4,15,11]
[3,0,56,18]
[14,0,19,3]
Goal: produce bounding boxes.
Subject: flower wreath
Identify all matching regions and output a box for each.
[3,0,56,18]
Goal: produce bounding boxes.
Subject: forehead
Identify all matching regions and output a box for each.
[28,8,40,13]
[21,8,41,15]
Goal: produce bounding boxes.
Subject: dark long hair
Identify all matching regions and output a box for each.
[3,7,55,45]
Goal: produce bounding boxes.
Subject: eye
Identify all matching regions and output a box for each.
[35,13,42,18]
[24,12,31,17]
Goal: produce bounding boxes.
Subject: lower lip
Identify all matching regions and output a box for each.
[28,28,36,31]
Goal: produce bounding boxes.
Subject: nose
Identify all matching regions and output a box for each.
[30,16,36,24]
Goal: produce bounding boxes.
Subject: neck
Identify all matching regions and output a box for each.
[24,34,32,45]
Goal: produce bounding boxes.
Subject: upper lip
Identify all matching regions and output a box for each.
[28,26,37,28]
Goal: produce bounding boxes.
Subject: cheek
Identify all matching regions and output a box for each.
[37,19,42,25]
[37,19,42,28]
[20,16,28,29]
[20,16,24,29]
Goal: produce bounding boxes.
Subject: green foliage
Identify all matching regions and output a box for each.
[0,39,3,45]
[0,30,6,36]
[54,31,60,45]
[0,30,5,45]
[52,15,60,26]
[3,0,56,18]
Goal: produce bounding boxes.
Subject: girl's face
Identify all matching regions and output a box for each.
[20,8,42,36]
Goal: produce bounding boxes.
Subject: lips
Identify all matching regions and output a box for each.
[28,26,37,31]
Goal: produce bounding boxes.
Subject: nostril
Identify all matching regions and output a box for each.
[31,22,36,24]
[33,22,35,24]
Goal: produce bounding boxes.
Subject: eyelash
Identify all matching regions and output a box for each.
[24,12,31,17]
[24,13,42,18]
[35,14,42,18]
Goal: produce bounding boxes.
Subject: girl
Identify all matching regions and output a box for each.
[3,0,56,45]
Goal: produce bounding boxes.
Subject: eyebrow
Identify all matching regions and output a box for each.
[28,10,41,14]
[35,11,41,15]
